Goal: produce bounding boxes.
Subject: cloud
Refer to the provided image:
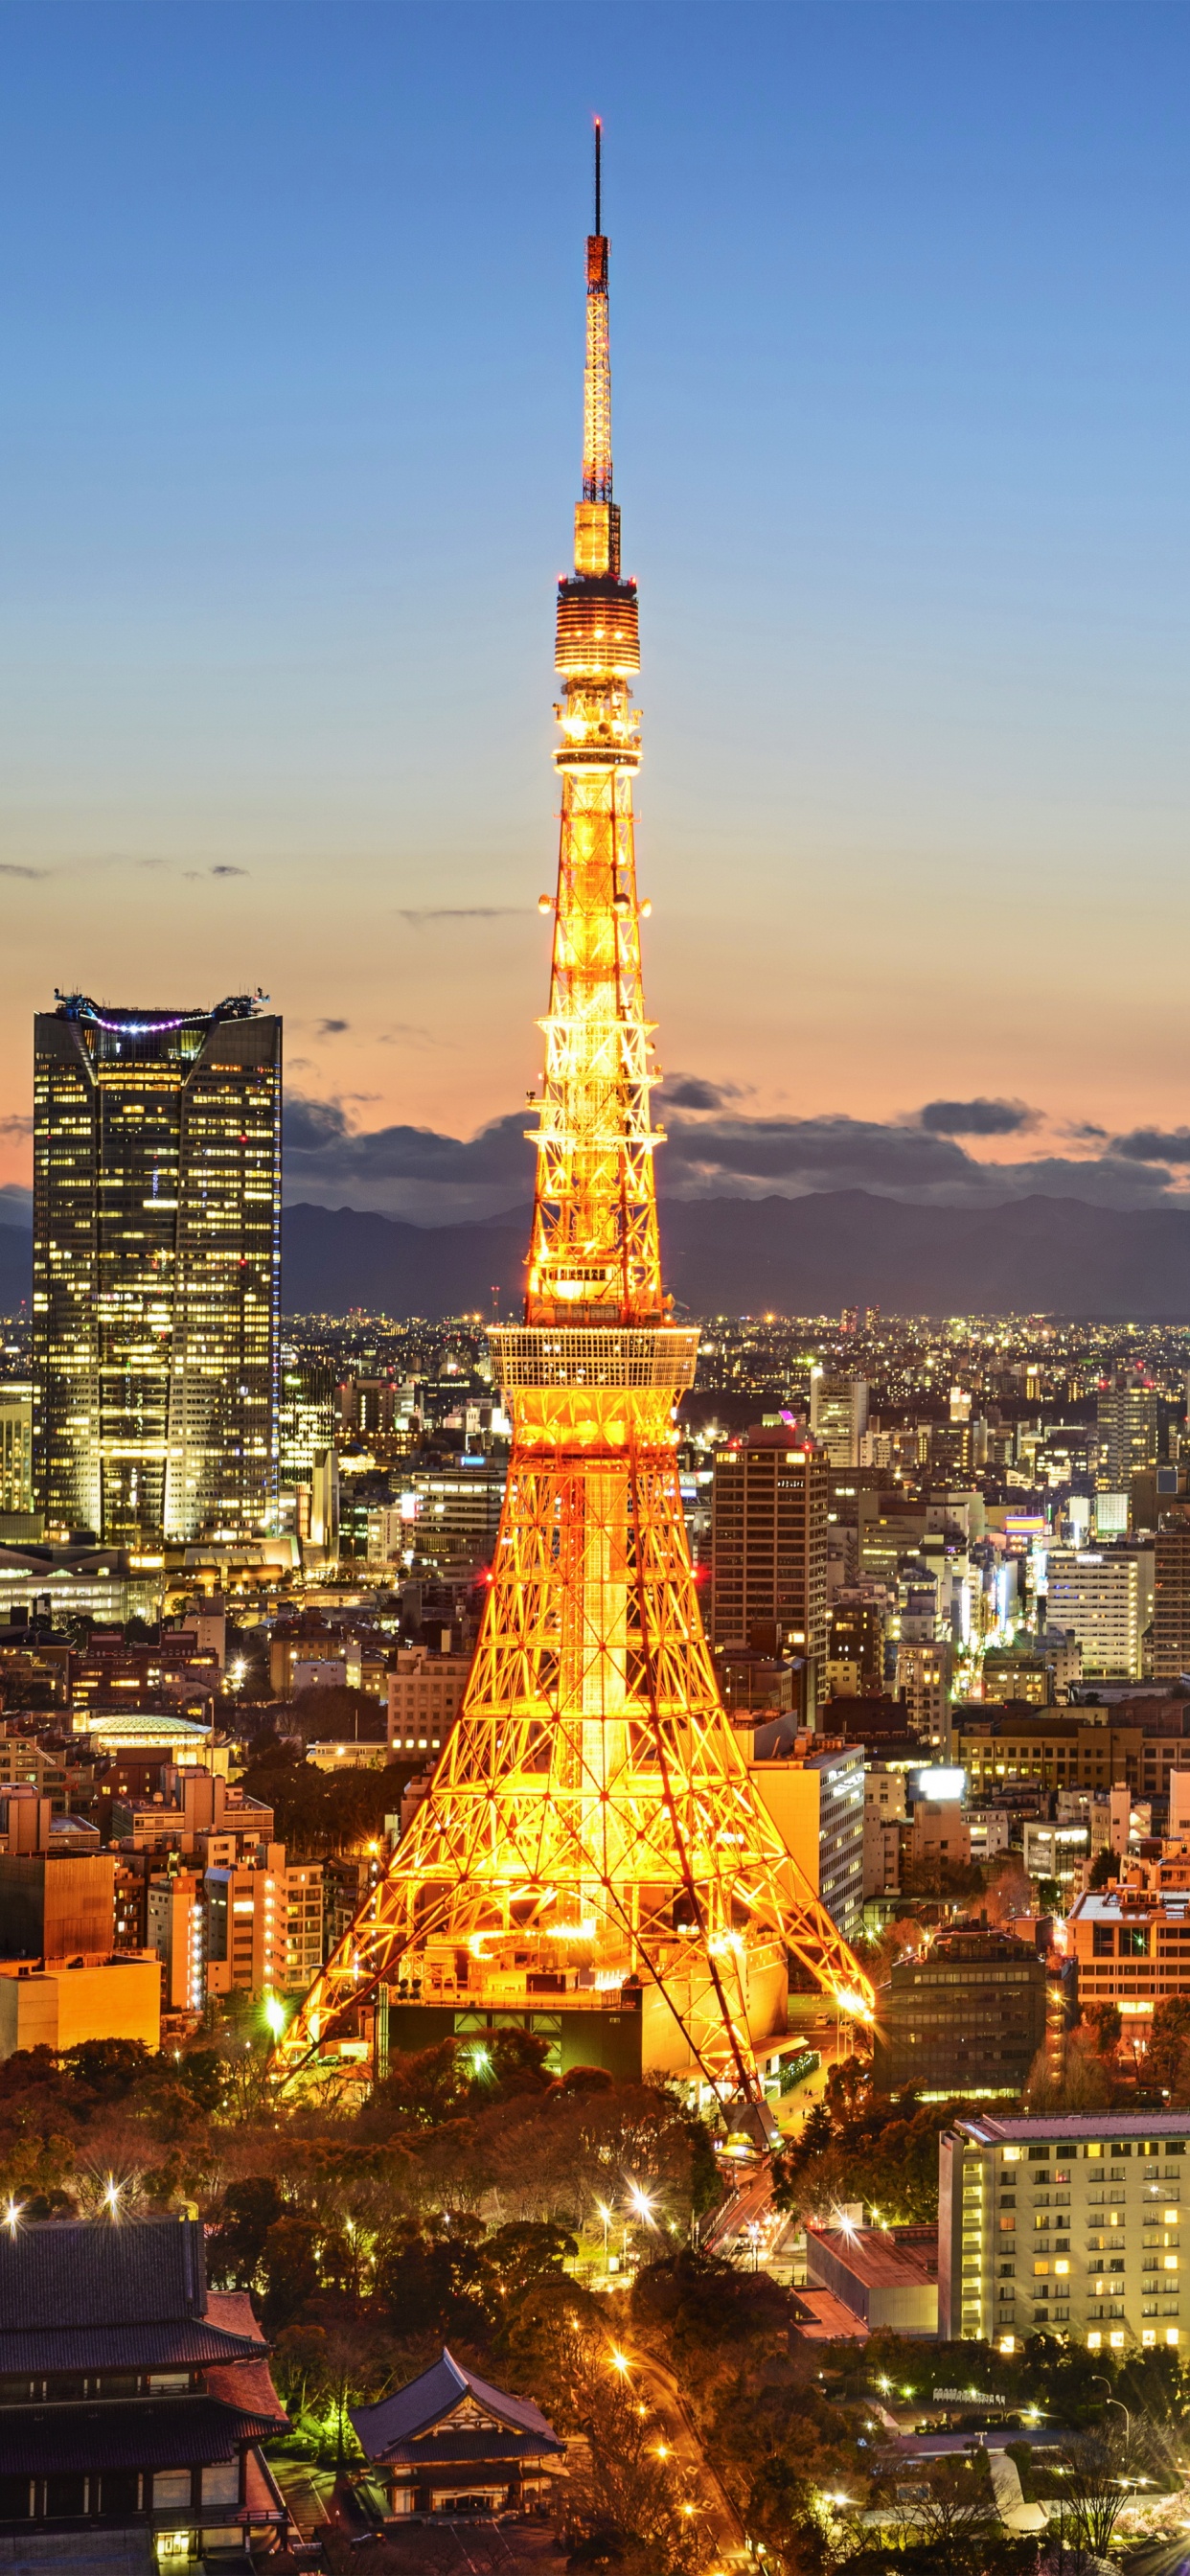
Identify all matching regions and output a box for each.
[919,1096,1037,1138]
[211,863,247,878]
[184,864,248,882]
[0,864,47,881]
[661,1074,748,1113]
[317,1019,350,1037]
[281,1079,1190,1225]
[395,906,527,928]
[1112,1128,1190,1164]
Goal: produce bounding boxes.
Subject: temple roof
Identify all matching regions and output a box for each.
[351,2348,561,2465]
[0,2393,285,2475]
[0,2217,207,2332]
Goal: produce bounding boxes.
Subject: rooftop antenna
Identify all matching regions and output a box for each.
[594,116,602,237]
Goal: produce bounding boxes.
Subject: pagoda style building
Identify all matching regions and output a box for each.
[279,129,873,2105]
[0,2214,289,2557]
[352,2348,563,2522]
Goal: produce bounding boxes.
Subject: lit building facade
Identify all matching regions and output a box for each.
[0,1386,33,1518]
[1154,1525,1190,1681]
[1097,1368,1158,1492]
[710,1428,829,1665]
[33,992,281,1547]
[1044,1545,1154,1679]
[940,2112,1190,2353]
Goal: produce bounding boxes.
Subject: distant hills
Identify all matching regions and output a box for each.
[2,1192,1185,1324]
[282,1190,1190,1322]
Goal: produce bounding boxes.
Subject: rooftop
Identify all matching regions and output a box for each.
[0,2215,207,2332]
[805,2224,938,2291]
[955,2112,1190,2144]
[351,2347,561,2466]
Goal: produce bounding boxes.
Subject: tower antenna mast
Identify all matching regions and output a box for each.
[594,114,602,235]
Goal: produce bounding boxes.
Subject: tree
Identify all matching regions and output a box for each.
[1088,1846,1120,1888]
[1143,1992,1190,2094]
[207,2175,284,2287]
[1082,2000,1122,2054]
[1058,2423,1133,2558]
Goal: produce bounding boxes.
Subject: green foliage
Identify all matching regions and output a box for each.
[1088,1845,1120,1887]
[769,2073,963,2225]
[240,1744,407,1855]
[1144,1991,1190,2096]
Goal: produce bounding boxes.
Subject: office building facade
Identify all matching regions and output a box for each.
[874,1927,1046,2098]
[940,2112,1190,2353]
[33,992,281,1548]
[1097,1368,1158,1493]
[1154,1525,1190,1681]
[710,1427,828,1665]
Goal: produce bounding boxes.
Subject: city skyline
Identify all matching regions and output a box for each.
[4,2,1190,1232]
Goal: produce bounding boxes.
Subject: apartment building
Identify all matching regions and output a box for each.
[951,1711,1190,1804]
[940,2112,1190,2353]
[747,1736,864,1942]
[387,1646,470,1756]
[1064,1853,1190,2031]
[1044,1546,1155,1681]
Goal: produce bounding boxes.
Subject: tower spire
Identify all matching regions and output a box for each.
[276,134,874,2110]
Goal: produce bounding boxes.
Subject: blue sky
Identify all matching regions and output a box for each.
[2,0,1190,1224]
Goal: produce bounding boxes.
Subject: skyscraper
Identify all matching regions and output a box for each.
[33,992,281,1549]
[1097,1366,1158,1492]
[279,133,872,2100]
[709,1426,829,1669]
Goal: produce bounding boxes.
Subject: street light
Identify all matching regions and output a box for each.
[1090,2376,1131,2447]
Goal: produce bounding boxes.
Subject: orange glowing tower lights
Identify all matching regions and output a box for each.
[278,128,873,2100]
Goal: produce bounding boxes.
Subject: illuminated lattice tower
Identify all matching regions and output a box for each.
[279,131,873,2101]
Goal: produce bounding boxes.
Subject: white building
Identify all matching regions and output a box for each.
[1044,1546,1155,1680]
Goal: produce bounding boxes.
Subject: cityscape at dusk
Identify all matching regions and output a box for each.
[4,6,1190,2571]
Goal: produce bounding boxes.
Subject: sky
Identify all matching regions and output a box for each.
[3,0,1190,1229]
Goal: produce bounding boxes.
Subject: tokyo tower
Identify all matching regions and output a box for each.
[279,128,873,2101]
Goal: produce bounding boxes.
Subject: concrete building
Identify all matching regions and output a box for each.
[863,1765,905,1898]
[907,1798,970,1874]
[1044,1546,1155,1680]
[1154,1527,1190,1682]
[0,1954,160,2058]
[809,1373,868,1469]
[748,1736,864,1942]
[874,1927,1046,2100]
[0,1386,33,1523]
[1022,1817,1090,1895]
[709,1428,828,1668]
[387,1646,471,1756]
[895,1640,952,1745]
[0,1852,115,1960]
[940,2111,1190,2352]
[204,1850,323,2000]
[1064,1858,1190,2034]
[1097,1368,1158,1493]
[804,2223,937,2335]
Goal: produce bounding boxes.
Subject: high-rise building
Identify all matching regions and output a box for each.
[279,1349,336,1496]
[1044,1543,1155,1680]
[33,992,281,1548]
[874,1927,1046,2098]
[710,1427,829,1668]
[0,1385,33,1519]
[279,132,873,2101]
[1154,1526,1190,1681]
[1097,1367,1158,1492]
[809,1371,868,1467]
[940,2112,1190,2354]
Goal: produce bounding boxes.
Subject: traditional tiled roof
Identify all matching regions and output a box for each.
[203,2357,287,2425]
[351,2348,561,2466]
[368,2429,564,2470]
[0,2216,206,2333]
[0,2321,263,2377]
[0,2394,281,2476]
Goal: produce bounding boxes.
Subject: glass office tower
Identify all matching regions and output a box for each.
[33,992,281,1548]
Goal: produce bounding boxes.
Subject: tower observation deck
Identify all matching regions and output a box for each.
[276,128,873,2103]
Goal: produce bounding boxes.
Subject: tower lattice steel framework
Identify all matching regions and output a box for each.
[278,128,874,2100]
